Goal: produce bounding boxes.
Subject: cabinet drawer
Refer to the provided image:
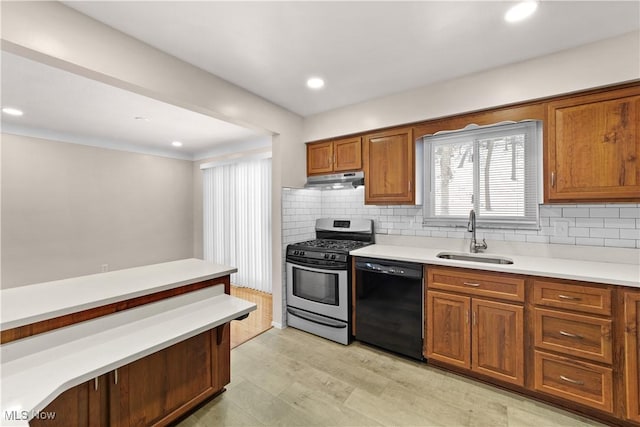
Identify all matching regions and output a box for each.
[534,309,612,364]
[533,279,611,315]
[534,351,613,413]
[428,267,524,302]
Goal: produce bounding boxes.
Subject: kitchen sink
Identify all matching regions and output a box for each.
[436,252,514,265]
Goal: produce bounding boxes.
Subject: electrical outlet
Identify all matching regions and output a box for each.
[101,264,109,273]
[554,220,569,237]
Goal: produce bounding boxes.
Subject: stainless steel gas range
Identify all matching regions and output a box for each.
[285,218,374,345]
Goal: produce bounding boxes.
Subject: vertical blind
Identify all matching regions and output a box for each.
[203,157,272,293]
[424,121,540,227]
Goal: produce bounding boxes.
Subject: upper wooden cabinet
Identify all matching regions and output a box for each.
[306,136,362,176]
[545,85,640,202]
[363,127,416,204]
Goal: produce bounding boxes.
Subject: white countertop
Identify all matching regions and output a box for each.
[1,285,256,427]
[1,258,237,330]
[351,245,640,288]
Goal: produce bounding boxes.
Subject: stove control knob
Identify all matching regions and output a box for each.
[331,254,336,260]
[293,250,299,255]
[300,251,305,256]
[324,254,330,259]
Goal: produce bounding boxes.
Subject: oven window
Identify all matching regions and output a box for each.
[292,266,339,306]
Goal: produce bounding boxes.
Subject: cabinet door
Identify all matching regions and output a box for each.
[29,377,107,427]
[333,137,362,172]
[625,292,640,422]
[110,326,229,426]
[363,127,415,204]
[546,87,640,202]
[426,291,470,369]
[472,299,524,386]
[307,141,334,175]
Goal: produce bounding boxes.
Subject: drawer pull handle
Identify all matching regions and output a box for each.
[464,282,481,287]
[557,294,581,301]
[559,330,583,339]
[560,375,584,386]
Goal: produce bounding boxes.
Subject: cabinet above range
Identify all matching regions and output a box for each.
[306,136,362,175]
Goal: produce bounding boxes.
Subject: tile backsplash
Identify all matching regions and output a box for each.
[283,187,640,249]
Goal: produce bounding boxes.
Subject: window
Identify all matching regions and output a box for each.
[423,121,541,228]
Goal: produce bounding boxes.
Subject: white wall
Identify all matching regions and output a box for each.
[1,1,305,325]
[1,133,194,288]
[303,31,640,141]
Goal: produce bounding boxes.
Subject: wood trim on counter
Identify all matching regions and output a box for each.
[0,276,230,344]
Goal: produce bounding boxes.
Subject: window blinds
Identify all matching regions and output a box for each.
[424,121,540,228]
[203,157,272,292]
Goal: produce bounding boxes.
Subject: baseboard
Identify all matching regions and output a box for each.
[271,321,284,329]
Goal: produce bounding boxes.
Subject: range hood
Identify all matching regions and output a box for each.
[305,171,364,189]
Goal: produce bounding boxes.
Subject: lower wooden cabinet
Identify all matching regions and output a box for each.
[30,376,108,427]
[534,351,613,413]
[426,291,470,369]
[426,290,524,386]
[30,325,230,427]
[472,299,524,385]
[625,291,640,423]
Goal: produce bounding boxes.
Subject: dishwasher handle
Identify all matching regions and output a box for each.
[355,259,422,280]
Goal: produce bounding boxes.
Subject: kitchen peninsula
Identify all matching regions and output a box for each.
[0,259,256,427]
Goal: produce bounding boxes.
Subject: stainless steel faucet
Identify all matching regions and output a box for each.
[468,209,487,253]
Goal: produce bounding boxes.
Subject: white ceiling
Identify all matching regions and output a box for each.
[1,51,268,160]
[2,1,638,159]
[65,1,640,116]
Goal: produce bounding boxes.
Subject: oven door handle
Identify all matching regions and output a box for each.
[287,307,347,329]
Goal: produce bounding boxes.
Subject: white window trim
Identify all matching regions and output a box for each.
[422,120,542,230]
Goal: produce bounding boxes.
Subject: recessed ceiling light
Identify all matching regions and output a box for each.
[2,107,24,116]
[171,141,183,147]
[505,1,538,23]
[306,77,325,90]
[134,116,150,122]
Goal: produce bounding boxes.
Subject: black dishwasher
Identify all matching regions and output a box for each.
[354,257,423,360]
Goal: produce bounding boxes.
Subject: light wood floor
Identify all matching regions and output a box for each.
[179,327,605,427]
[230,286,272,349]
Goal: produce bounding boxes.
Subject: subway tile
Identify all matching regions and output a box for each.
[401,230,416,236]
[526,235,549,243]
[447,231,466,238]
[562,207,590,217]
[504,234,527,242]
[590,228,619,238]
[575,218,604,228]
[550,217,575,227]
[540,207,562,217]
[431,231,448,238]
[604,239,636,248]
[620,207,640,218]
[590,207,619,218]
[604,218,636,229]
[539,217,550,227]
[568,227,590,237]
[620,228,640,239]
[483,233,505,241]
[576,237,605,246]
[550,236,576,245]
